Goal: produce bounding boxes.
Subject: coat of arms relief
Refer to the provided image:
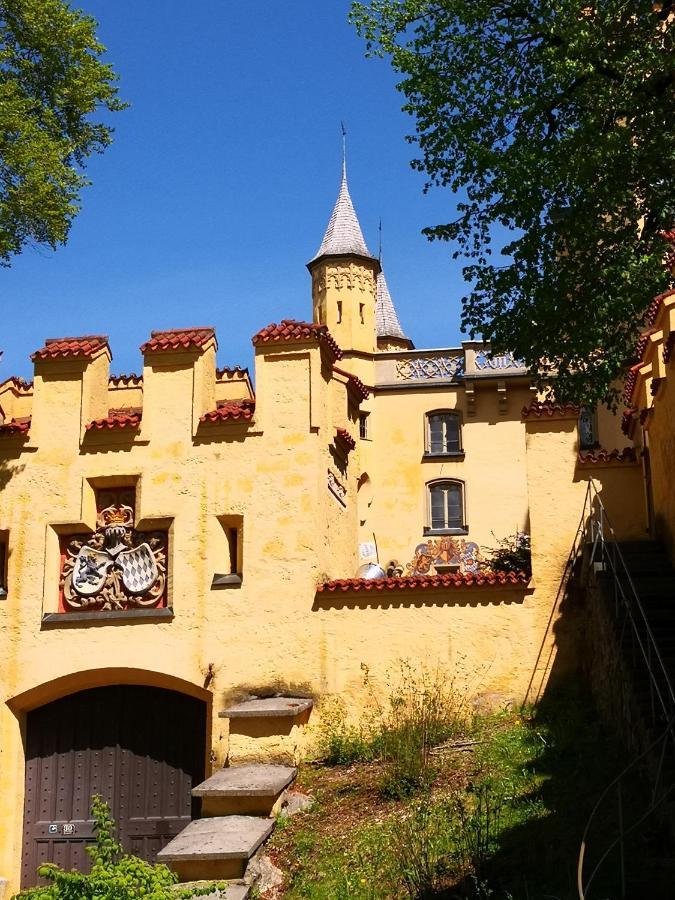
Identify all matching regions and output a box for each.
[60,504,167,611]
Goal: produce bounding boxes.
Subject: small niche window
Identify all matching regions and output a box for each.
[425,411,462,456]
[0,534,7,598]
[578,406,597,450]
[212,515,243,588]
[359,303,365,324]
[336,301,343,324]
[359,412,370,440]
[427,480,466,534]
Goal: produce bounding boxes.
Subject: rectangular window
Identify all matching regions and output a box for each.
[578,407,597,450]
[359,412,370,440]
[427,413,461,454]
[337,301,343,324]
[429,482,464,531]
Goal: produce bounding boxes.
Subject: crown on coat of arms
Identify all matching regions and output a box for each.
[97,504,134,529]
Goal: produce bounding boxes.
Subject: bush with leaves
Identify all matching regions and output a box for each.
[481,533,531,579]
[15,796,184,900]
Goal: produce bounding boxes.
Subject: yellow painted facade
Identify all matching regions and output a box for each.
[0,177,655,892]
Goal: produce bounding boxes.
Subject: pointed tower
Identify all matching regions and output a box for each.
[375,270,413,351]
[307,152,380,355]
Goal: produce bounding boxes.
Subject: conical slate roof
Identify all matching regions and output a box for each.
[311,161,374,261]
[376,270,408,341]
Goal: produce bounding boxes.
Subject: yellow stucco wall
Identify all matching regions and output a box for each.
[0,258,651,892]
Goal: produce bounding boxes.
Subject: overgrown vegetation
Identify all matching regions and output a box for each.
[14,796,227,900]
[480,533,532,579]
[315,664,467,798]
[269,677,675,898]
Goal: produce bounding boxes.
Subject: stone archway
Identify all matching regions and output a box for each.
[20,683,207,888]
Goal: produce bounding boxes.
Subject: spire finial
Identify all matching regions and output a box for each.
[340,121,347,182]
[378,217,383,264]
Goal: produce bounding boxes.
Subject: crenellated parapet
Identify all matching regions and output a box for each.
[0,322,365,460]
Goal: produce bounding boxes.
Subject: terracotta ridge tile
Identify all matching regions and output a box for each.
[140,327,216,354]
[31,335,109,362]
[109,373,142,387]
[200,398,255,424]
[521,399,580,419]
[0,416,31,436]
[333,366,370,400]
[252,320,343,361]
[86,410,142,431]
[334,427,356,453]
[317,571,530,593]
[577,446,638,465]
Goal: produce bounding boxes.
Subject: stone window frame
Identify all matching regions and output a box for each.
[424,478,468,536]
[423,409,464,459]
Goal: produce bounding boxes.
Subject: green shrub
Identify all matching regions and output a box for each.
[481,532,531,578]
[314,695,379,765]
[15,796,180,900]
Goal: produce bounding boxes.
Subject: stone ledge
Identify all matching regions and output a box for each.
[41,607,174,627]
[157,816,274,863]
[193,764,296,798]
[219,698,313,719]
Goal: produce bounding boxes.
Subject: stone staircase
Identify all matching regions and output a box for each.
[158,697,313,898]
[595,541,675,797]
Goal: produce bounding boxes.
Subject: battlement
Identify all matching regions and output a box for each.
[0,322,361,453]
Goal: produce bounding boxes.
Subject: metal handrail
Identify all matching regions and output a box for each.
[578,479,675,899]
[585,480,675,720]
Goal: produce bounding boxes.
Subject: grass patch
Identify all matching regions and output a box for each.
[315,663,468,798]
[267,678,675,899]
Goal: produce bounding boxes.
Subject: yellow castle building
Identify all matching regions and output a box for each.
[0,161,661,892]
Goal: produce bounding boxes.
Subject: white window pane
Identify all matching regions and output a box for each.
[430,488,446,529]
[429,416,445,453]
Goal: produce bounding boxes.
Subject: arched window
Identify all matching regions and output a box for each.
[425,411,462,456]
[426,480,466,533]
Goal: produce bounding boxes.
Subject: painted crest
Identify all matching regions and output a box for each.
[118,543,159,594]
[60,503,167,612]
[72,548,112,595]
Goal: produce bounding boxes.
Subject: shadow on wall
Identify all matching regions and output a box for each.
[477,541,675,899]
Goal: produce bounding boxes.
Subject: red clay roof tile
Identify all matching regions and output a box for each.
[0,416,30,436]
[31,336,109,362]
[335,427,356,453]
[333,366,370,401]
[252,320,342,361]
[200,399,255,424]
[317,571,529,593]
[109,373,142,387]
[646,288,675,327]
[577,447,637,465]
[140,328,216,353]
[86,408,142,431]
[0,376,33,392]
[216,365,249,379]
[521,400,579,419]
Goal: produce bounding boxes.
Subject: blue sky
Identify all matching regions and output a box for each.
[1,0,468,379]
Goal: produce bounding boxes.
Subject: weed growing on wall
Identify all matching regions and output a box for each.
[315,662,468,797]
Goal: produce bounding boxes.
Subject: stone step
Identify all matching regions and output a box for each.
[220,697,313,719]
[220,698,313,765]
[193,764,297,816]
[157,816,274,883]
[171,882,250,900]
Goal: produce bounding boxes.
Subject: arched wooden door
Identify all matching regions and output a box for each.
[21,685,206,887]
